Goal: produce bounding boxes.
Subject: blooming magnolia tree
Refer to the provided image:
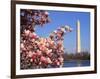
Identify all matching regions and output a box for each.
[20,9,72,69]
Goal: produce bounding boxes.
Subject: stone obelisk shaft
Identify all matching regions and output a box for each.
[77,20,81,53]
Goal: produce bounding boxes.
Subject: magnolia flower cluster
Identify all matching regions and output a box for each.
[21,9,50,27]
[20,10,72,69]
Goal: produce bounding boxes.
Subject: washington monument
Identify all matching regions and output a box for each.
[76,20,81,53]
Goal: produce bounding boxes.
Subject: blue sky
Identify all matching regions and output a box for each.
[35,10,90,53]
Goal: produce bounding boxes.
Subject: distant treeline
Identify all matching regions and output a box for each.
[63,51,90,61]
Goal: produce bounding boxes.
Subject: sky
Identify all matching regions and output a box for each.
[35,10,90,53]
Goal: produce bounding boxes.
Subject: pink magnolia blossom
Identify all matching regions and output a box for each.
[58,57,64,63]
[44,11,49,16]
[46,57,52,64]
[20,43,24,49]
[36,50,42,56]
[24,30,30,36]
[40,56,48,64]
[45,49,52,55]
[29,32,37,39]
[28,51,33,57]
